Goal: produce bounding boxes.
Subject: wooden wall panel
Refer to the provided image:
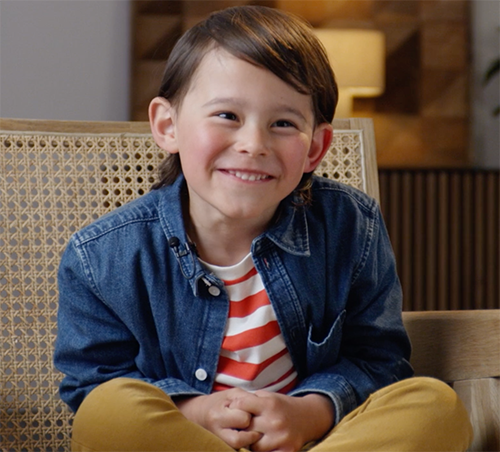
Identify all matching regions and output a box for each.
[379,169,500,311]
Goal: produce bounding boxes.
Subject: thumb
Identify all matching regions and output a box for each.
[224,428,263,450]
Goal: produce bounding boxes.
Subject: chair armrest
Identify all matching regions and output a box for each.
[402,310,500,382]
[453,377,499,451]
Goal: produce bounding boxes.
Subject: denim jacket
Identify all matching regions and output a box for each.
[54,175,413,424]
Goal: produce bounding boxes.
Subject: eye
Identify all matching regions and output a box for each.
[217,112,238,121]
[273,120,296,128]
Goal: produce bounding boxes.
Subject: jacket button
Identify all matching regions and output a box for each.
[195,368,208,381]
[208,286,221,297]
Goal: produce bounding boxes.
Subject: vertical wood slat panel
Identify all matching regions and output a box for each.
[495,172,499,309]
[401,172,413,310]
[413,172,426,311]
[474,174,485,308]
[425,172,438,310]
[438,172,450,310]
[485,173,500,309]
[462,173,474,309]
[449,173,462,309]
[378,169,499,311]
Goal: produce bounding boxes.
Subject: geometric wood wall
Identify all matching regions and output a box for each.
[364,1,471,168]
[132,0,471,168]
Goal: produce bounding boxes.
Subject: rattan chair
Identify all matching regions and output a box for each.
[1,118,498,451]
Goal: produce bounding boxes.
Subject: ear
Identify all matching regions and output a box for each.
[303,122,333,173]
[148,97,179,154]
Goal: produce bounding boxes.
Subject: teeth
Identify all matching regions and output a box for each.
[228,170,269,181]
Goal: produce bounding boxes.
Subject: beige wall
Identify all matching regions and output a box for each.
[471,0,500,169]
[0,0,131,121]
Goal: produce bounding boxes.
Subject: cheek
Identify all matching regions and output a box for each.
[186,127,229,158]
[280,137,313,171]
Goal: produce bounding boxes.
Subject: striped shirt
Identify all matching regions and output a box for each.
[202,253,297,393]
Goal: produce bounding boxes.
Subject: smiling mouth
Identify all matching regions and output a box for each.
[225,170,272,182]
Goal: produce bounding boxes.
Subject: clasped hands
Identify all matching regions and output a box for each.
[175,388,334,452]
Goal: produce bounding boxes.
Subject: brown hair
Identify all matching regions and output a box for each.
[152,5,338,203]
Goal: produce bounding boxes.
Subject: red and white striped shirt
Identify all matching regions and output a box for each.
[203,253,297,394]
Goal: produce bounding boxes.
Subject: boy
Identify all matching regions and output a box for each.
[55,6,472,451]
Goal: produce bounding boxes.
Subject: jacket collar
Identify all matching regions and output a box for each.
[258,195,311,257]
[157,174,311,263]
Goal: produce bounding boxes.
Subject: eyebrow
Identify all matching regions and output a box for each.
[202,97,243,109]
[278,105,309,123]
[202,97,310,122]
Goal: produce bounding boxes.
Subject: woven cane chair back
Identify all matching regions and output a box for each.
[0,118,378,451]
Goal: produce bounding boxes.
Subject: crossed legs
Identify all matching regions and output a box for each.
[71,377,472,452]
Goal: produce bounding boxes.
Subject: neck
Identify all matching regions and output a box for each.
[187,218,264,267]
[181,187,280,266]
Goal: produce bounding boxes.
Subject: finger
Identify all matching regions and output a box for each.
[225,387,254,404]
[247,414,291,452]
[228,390,260,406]
[246,433,278,452]
[222,407,253,430]
[206,407,246,431]
[247,413,281,437]
[222,428,263,450]
[230,392,264,416]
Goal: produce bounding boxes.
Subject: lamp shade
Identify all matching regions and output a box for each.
[314,28,386,97]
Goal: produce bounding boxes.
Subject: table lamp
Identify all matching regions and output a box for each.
[314,28,386,118]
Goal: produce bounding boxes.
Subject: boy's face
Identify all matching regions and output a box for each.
[151,49,332,232]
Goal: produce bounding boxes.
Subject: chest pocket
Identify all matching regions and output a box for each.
[306,310,346,375]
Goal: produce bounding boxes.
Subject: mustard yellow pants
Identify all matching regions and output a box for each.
[71,377,473,452]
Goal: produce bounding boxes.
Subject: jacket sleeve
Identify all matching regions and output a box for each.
[53,238,202,413]
[289,205,413,425]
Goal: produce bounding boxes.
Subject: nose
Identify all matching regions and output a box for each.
[235,124,269,157]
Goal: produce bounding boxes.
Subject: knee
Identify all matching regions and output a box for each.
[406,377,466,414]
[400,377,473,447]
[72,378,176,450]
[75,378,170,418]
